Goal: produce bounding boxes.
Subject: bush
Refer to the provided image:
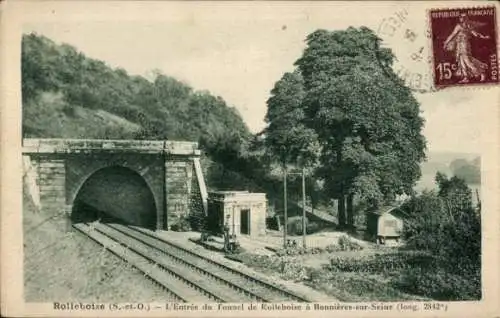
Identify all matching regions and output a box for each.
[305,268,326,283]
[286,216,322,235]
[232,253,309,281]
[306,221,321,234]
[393,266,481,300]
[266,216,280,231]
[327,251,434,274]
[280,258,309,281]
[287,216,308,236]
[170,215,191,232]
[225,241,246,255]
[337,235,363,251]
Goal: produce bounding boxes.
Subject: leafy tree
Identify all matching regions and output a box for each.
[435,172,475,221]
[402,173,480,280]
[450,157,480,184]
[265,27,426,228]
[264,70,319,168]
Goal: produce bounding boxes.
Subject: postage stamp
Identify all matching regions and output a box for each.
[429,6,499,88]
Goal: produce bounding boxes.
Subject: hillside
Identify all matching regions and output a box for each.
[23,91,141,139]
[22,33,250,147]
[22,33,265,192]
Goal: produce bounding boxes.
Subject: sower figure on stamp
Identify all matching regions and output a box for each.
[443,13,490,83]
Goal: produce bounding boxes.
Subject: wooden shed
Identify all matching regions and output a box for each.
[206,191,267,238]
[366,206,406,244]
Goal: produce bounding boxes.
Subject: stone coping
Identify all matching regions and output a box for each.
[22,138,201,156]
[208,191,266,203]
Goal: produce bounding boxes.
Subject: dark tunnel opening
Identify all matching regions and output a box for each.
[71,166,157,230]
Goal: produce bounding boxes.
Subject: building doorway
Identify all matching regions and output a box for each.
[240,209,250,235]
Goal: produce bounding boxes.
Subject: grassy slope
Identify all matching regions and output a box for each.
[23,190,172,302]
[23,91,140,140]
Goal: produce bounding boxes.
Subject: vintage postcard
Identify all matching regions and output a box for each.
[1,1,499,317]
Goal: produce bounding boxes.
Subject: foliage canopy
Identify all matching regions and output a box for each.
[264,27,427,227]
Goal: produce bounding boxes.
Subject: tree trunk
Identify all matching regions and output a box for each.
[347,193,354,229]
[336,149,346,229]
[338,195,346,229]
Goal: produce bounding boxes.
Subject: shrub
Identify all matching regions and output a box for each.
[273,237,363,256]
[280,259,309,281]
[306,221,321,234]
[393,266,481,300]
[170,215,191,232]
[225,241,245,255]
[286,216,322,236]
[327,251,434,274]
[287,216,308,236]
[337,235,363,251]
[306,268,326,283]
[266,216,280,231]
[275,246,307,257]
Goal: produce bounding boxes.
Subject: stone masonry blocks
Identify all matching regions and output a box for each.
[23,139,207,231]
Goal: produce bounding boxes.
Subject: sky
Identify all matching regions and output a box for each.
[21,1,497,154]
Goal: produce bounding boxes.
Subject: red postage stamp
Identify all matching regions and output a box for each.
[429,6,498,88]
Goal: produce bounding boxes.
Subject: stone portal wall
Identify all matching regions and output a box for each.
[166,157,208,230]
[165,158,191,229]
[32,155,66,216]
[23,155,41,211]
[23,138,207,231]
[189,163,205,230]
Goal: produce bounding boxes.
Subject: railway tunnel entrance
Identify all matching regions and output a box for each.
[71,166,157,230]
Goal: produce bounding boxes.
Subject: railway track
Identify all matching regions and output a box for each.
[73,222,312,303]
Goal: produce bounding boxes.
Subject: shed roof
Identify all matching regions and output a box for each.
[369,205,408,218]
[208,191,266,203]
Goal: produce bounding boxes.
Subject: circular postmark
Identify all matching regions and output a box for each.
[376,8,436,93]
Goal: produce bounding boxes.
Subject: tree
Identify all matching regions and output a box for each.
[435,172,473,214]
[403,173,480,280]
[450,157,480,184]
[297,27,426,228]
[264,70,319,168]
[265,27,426,229]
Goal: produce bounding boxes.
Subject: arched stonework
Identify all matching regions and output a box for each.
[72,165,158,229]
[22,139,207,231]
[65,154,165,229]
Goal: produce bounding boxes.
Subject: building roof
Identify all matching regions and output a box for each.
[369,205,408,218]
[208,191,266,203]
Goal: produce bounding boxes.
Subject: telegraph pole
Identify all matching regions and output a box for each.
[302,167,306,248]
[283,165,288,249]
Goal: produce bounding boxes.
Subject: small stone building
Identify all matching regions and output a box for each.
[206,191,266,237]
[366,206,406,244]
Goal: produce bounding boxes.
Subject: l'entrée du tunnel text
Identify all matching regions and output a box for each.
[53,302,397,311]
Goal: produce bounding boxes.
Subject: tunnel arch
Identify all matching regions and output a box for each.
[71,165,157,230]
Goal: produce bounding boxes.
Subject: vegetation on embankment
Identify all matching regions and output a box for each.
[22,34,250,142]
[23,192,173,302]
[228,173,481,302]
[227,239,426,302]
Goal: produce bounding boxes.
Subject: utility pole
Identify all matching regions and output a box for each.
[283,165,288,249]
[232,206,235,237]
[302,167,307,249]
